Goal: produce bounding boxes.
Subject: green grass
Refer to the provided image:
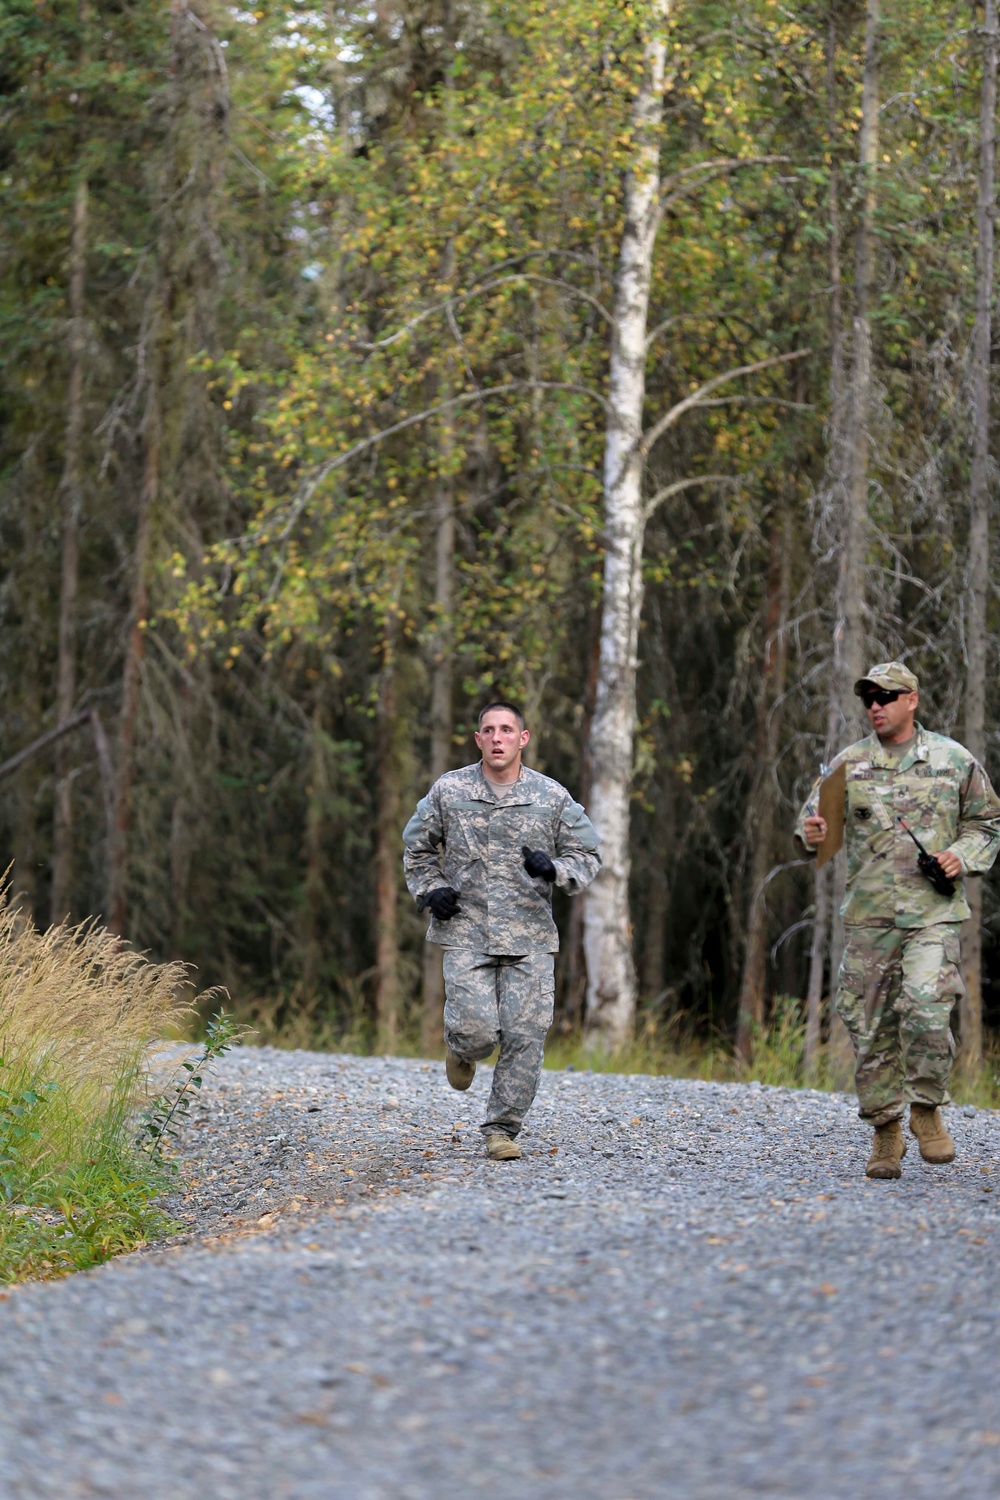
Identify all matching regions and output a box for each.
[0,897,226,1282]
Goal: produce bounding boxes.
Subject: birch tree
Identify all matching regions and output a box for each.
[960,0,998,1069]
[581,2,807,1046]
[581,3,671,1049]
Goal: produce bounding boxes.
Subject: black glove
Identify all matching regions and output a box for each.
[522,846,556,882]
[424,886,461,921]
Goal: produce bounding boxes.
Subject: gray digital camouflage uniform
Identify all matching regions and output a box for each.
[795,724,1000,1125]
[403,762,601,1137]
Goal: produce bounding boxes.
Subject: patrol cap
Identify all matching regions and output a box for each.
[853,660,919,697]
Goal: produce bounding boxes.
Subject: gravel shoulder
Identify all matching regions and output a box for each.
[2,1048,1000,1499]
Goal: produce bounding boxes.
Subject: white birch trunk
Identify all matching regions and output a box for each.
[583,3,669,1048]
[960,0,998,1070]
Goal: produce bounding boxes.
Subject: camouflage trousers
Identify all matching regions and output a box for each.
[835,923,963,1127]
[442,950,555,1138]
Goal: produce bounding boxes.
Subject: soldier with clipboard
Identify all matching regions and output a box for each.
[795,661,1000,1181]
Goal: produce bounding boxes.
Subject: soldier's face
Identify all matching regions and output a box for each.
[475,712,530,774]
[866,689,918,742]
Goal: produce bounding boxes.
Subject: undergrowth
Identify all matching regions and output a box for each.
[226,990,1000,1109]
[0,895,233,1283]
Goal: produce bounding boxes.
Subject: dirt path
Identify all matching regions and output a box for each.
[1,1048,999,1499]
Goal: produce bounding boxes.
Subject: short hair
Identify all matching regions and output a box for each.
[477,699,525,730]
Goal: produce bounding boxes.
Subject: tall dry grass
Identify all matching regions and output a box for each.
[0,903,188,1196]
[0,892,203,1279]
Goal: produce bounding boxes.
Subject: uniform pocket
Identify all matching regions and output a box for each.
[536,970,555,1027]
[938,930,964,1003]
[504,956,555,1038]
[450,809,488,862]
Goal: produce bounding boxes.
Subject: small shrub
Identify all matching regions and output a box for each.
[137,1010,241,1160]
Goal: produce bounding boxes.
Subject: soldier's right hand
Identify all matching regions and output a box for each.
[803,815,828,847]
[426,886,461,921]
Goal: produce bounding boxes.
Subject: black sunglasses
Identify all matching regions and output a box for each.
[861,687,903,709]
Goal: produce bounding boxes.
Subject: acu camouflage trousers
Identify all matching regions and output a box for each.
[835,922,963,1127]
[442,950,555,1138]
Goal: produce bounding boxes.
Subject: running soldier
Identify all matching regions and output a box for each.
[795,661,1000,1179]
[403,701,601,1161]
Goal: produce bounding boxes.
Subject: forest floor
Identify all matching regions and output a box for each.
[0,1047,999,1498]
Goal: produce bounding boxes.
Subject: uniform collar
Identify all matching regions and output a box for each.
[868,721,928,771]
[476,762,533,805]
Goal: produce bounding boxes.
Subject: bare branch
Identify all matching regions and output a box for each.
[0,711,92,784]
[274,380,608,540]
[353,273,612,352]
[660,154,792,211]
[639,350,810,460]
[645,309,763,353]
[643,473,741,521]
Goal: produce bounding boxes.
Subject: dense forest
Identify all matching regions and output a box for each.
[3,0,1000,1061]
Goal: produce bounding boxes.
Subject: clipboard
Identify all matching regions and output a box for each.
[815,762,846,869]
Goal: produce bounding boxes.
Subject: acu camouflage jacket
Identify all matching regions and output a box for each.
[402,762,601,954]
[794,724,1000,929]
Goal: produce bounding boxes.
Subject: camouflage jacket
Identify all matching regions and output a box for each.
[794,724,1000,928]
[402,762,601,954]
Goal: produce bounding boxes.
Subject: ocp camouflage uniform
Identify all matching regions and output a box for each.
[403,762,601,1137]
[795,724,1000,1125]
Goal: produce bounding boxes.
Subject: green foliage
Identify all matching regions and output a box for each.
[0,1069,59,1203]
[136,1011,243,1160]
[0,1158,177,1284]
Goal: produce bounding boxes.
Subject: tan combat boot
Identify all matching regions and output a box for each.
[909,1104,955,1164]
[485,1131,521,1161]
[866,1120,905,1179]
[445,1047,475,1091]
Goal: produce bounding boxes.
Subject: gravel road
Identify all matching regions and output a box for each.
[1,1047,1000,1499]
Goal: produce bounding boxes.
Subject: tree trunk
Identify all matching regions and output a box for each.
[735,499,792,1061]
[106,0,228,935]
[805,4,848,1028]
[960,0,997,1073]
[107,389,159,935]
[168,680,192,956]
[804,862,831,1076]
[560,612,601,1028]
[821,0,879,1083]
[303,694,329,996]
[835,0,879,733]
[420,257,457,1056]
[419,6,460,1054]
[583,2,669,1049]
[375,651,400,1053]
[51,166,88,924]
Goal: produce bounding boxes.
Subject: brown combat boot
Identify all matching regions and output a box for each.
[445,1047,475,1091]
[909,1104,956,1164]
[866,1120,905,1179]
[485,1131,521,1161]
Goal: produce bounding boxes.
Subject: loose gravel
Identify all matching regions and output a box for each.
[1,1047,1000,1499]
